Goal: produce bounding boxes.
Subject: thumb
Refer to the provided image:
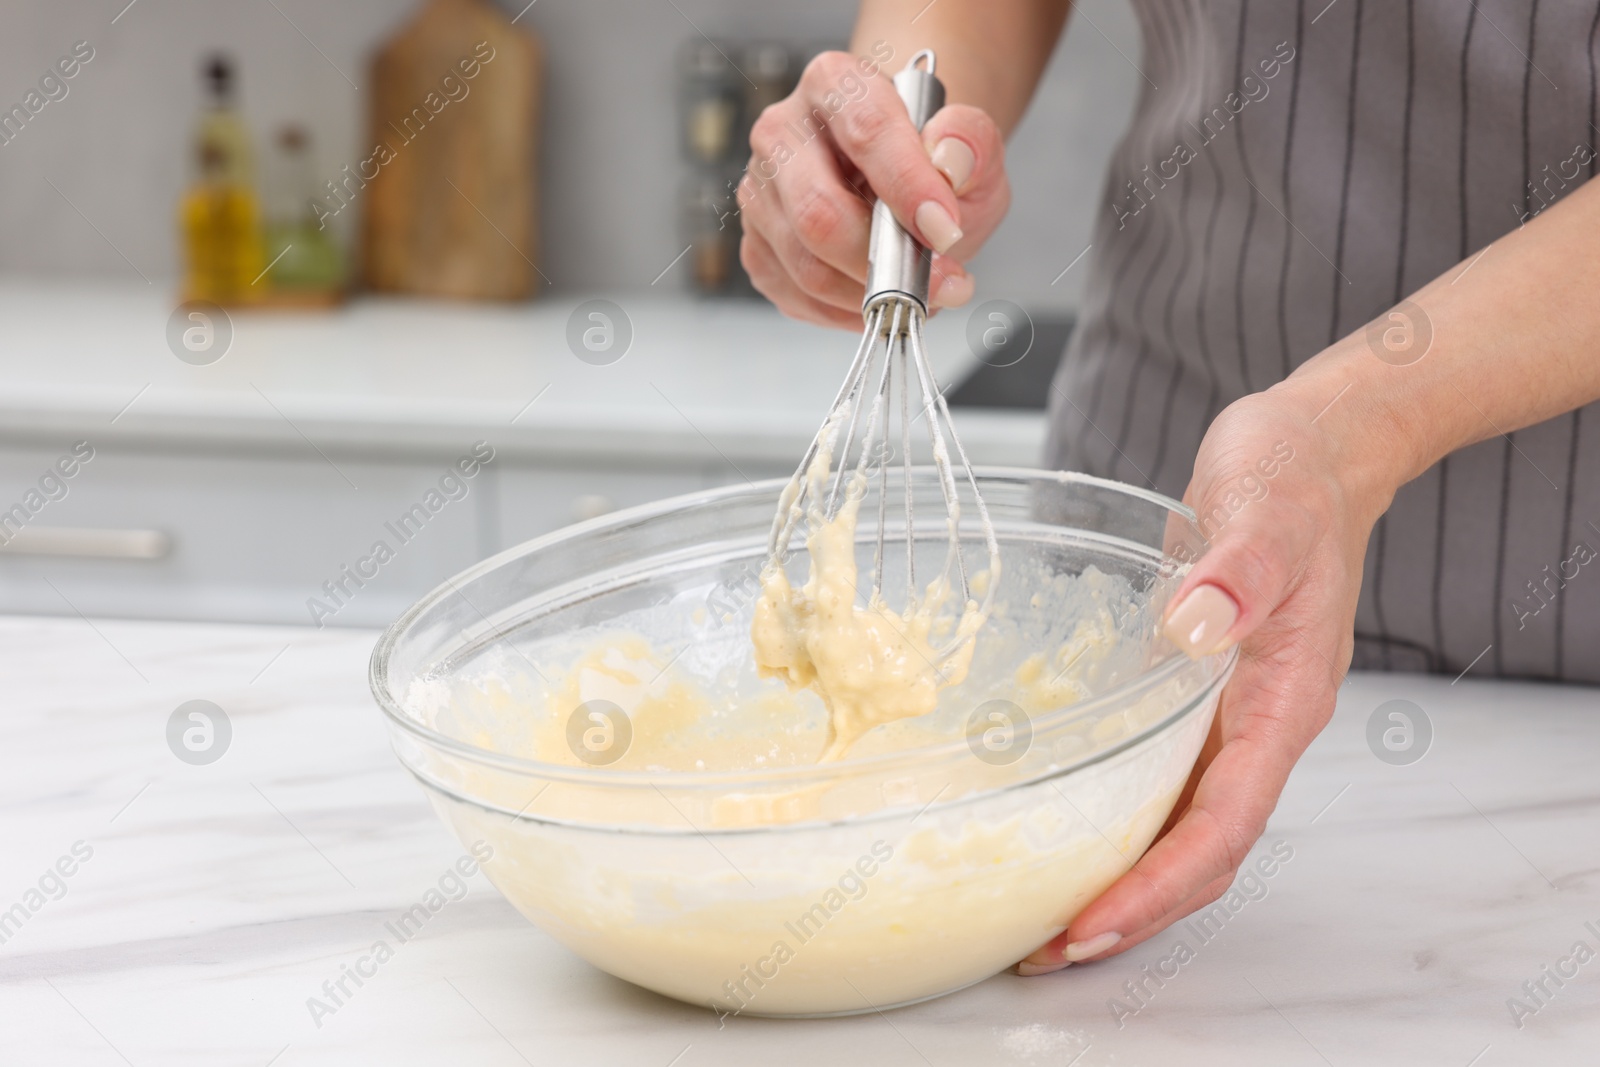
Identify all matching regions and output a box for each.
[1161,481,1318,659]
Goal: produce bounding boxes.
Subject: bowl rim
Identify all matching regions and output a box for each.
[368,465,1231,791]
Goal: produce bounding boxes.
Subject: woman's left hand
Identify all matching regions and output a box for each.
[1017,170,1600,974]
[1017,383,1394,973]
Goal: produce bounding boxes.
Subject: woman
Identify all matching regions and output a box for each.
[737,0,1600,975]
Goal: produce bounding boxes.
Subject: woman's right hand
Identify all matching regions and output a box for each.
[737,50,1012,329]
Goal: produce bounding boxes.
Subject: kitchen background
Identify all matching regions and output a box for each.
[2,0,1136,301]
[0,0,1139,628]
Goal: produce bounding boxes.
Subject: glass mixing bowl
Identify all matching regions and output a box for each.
[369,468,1236,1018]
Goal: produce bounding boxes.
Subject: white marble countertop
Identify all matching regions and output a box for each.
[0,281,1046,467]
[3,613,1597,1066]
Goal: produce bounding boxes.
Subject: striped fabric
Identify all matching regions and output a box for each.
[1045,0,1600,682]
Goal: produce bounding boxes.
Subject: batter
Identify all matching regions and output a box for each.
[751,402,988,759]
[439,771,1191,1016]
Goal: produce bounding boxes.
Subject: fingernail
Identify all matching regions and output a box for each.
[932,271,974,308]
[914,201,963,254]
[1014,960,1072,977]
[1063,931,1122,962]
[930,138,975,193]
[1163,583,1239,659]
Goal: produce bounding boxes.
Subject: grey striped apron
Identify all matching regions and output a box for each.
[1046,0,1600,682]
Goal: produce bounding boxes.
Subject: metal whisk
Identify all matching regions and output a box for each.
[765,49,1001,660]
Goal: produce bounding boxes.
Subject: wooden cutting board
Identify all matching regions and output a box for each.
[362,0,542,300]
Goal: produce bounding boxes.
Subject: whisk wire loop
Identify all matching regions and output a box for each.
[761,47,1000,668]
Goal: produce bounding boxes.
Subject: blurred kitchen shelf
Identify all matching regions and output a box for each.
[0,280,1048,627]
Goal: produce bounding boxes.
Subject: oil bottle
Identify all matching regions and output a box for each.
[180,54,263,304]
[262,124,344,304]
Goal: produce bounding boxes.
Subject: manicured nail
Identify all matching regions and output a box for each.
[1163,583,1239,658]
[914,201,963,254]
[930,138,975,192]
[1014,960,1072,977]
[932,271,974,309]
[1064,931,1122,962]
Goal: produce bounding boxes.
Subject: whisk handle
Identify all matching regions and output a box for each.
[864,49,946,319]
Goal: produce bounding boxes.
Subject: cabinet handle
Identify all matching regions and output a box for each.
[0,526,170,560]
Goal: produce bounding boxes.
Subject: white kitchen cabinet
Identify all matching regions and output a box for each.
[490,464,713,551]
[0,284,1045,628]
[0,445,484,628]
[492,459,801,545]
[0,446,799,628]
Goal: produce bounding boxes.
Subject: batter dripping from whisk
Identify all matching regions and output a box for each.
[751,405,989,761]
[751,50,999,760]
